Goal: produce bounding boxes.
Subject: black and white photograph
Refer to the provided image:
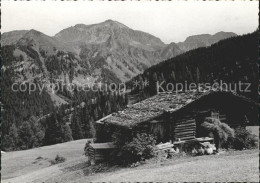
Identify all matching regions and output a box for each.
[0,0,259,182]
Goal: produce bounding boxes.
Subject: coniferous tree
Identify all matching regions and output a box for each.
[106,100,112,115]
[44,113,62,145]
[71,110,83,140]
[28,117,45,147]
[18,121,34,149]
[62,124,73,142]
[3,124,19,151]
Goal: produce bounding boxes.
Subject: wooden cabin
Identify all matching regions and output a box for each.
[96,90,258,146]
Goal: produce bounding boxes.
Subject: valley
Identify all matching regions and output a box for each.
[1,1,259,182]
[0,20,249,153]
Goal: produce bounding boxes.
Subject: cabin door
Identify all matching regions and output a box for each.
[195,111,211,138]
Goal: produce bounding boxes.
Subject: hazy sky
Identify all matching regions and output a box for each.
[2,0,259,43]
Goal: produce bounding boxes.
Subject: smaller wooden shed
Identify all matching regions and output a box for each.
[87,142,116,165]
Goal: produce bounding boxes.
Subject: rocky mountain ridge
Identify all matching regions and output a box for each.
[1,20,237,84]
[177,31,237,52]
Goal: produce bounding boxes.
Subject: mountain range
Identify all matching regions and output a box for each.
[1,19,237,84]
[2,20,257,152]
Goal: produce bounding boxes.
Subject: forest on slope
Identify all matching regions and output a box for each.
[1,45,128,151]
[129,31,258,104]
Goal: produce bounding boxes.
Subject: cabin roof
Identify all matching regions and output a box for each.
[97,90,257,128]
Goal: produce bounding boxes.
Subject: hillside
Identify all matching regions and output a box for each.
[129,31,258,104]
[1,131,258,183]
[85,149,258,182]
[1,139,88,182]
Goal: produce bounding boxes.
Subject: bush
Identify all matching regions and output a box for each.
[120,133,156,164]
[36,156,43,160]
[232,127,258,150]
[50,154,66,165]
[201,118,234,150]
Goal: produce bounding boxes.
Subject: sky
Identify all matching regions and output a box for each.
[1,0,259,43]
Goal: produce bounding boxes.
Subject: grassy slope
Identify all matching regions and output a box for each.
[85,149,259,182]
[1,127,259,183]
[1,139,88,182]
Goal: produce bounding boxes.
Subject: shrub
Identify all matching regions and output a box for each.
[36,156,43,160]
[232,127,258,150]
[201,118,234,150]
[50,154,66,165]
[120,133,156,164]
[102,127,156,165]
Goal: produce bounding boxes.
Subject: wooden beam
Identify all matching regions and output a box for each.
[174,129,195,134]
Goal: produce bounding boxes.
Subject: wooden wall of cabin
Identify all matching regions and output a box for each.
[134,117,172,143]
[136,114,197,143]
[88,148,115,164]
[143,108,251,144]
[96,123,132,143]
[149,121,172,143]
[171,115,196,141]
[170,109,229,141]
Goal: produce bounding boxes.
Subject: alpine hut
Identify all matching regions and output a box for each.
[95,90,258,147]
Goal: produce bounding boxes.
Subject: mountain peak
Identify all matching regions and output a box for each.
[22,29,52,41]
[74,24,88,28]
[27,29,43,35]
[104,19,115,22]
[100,19,129,29]
[103,19,122,24]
